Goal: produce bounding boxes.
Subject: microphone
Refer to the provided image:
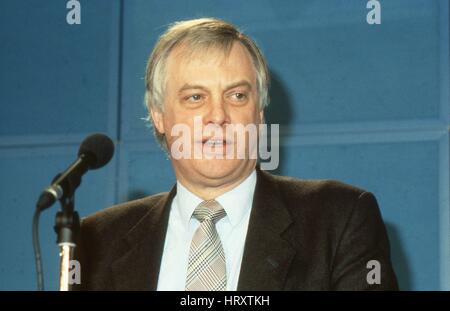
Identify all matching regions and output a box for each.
[36,133,115,211]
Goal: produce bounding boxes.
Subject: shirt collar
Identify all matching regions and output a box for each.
[175,181,203,229]
[175,169,257,228]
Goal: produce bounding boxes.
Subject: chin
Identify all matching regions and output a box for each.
[172,157,256,189]
[194,158,245,180]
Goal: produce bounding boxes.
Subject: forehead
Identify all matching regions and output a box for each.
[165,41,257,86]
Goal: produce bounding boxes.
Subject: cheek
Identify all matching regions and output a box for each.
[228,99,259,122]
[233,108,261,125]
[162,107,197,140]
[162,106,181,127]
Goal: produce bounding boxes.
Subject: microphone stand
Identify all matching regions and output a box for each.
[53,176,80,291]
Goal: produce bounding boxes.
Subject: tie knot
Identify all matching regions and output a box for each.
[192,200,226,224]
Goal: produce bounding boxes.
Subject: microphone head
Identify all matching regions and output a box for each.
[78,133,115,170]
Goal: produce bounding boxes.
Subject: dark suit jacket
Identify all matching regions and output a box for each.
[73,167,398,290]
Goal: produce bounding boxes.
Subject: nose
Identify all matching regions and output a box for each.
[204,97,229,126]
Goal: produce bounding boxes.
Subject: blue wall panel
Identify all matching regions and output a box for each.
[258,15,440,125]
[0,0,120,144]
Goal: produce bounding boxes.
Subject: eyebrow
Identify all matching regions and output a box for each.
[177,80,253,95]
[225,80,253,92]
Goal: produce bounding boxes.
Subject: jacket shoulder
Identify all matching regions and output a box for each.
[81,192,169,240]
[268,172,368,201]
[262,172,375,224]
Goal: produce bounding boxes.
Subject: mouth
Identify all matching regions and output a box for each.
[199,136,233,145]
[202,138,228,146]
[196,138,234,155]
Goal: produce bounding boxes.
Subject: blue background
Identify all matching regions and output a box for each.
[0,0,448,290]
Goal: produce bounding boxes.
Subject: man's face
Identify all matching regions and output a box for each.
[151,41,263,193]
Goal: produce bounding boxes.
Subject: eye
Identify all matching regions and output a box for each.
[230,92,247,101]
[185,94,204,103]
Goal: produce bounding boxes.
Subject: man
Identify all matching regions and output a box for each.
[74,18,398,290]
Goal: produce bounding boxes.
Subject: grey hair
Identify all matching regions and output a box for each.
[144,17,270,150]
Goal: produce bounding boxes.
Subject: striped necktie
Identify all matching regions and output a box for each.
[185,200,227,291]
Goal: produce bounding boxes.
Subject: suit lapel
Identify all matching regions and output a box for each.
[237,168,296,290]
[109,168,297,291]
[111,186,176,290]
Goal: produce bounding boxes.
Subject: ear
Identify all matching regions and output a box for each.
[150,108,165,135]
[259,110,265,124]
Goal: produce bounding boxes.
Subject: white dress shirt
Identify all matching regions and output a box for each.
[156,170,257,291]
